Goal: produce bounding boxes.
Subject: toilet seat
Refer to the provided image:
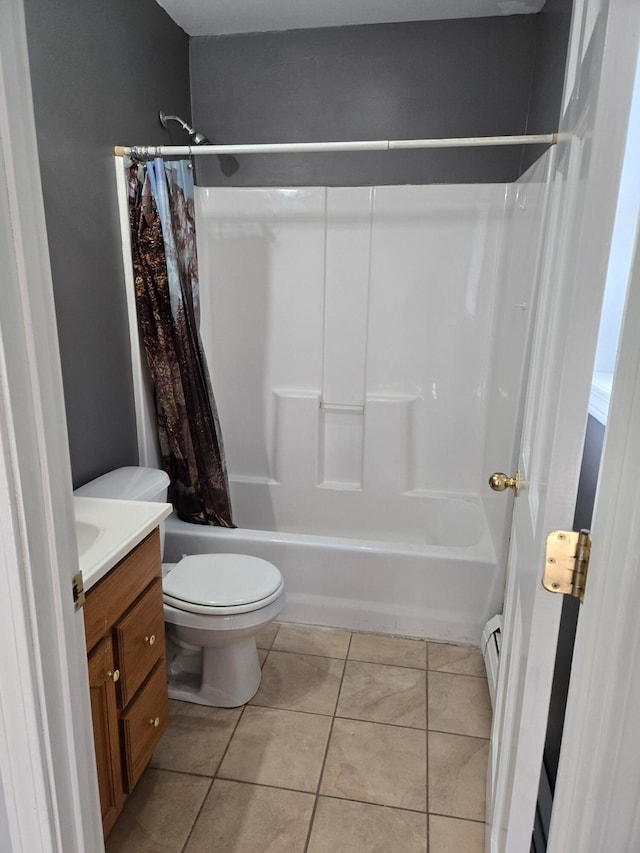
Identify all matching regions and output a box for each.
[163,554,284,616]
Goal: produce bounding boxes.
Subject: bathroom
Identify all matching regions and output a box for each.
[27,1,570,649]
[3,0,640,851]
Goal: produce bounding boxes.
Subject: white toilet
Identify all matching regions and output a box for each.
[75,466,285,707]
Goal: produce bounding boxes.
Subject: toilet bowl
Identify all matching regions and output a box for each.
[162,553,284,706]
[74,466,285,707]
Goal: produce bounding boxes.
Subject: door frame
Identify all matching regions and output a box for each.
[0,2,103,851]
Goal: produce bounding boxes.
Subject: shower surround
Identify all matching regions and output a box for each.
[129,155,552,643]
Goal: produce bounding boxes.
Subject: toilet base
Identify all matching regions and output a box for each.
[167,635,263,707]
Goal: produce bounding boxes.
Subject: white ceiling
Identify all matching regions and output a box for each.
[156,0,546,37]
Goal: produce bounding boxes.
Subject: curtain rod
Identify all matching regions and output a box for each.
[114,133,557,158]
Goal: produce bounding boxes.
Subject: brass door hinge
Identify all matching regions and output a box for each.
[543,529,591,602]
[72,570,85,611]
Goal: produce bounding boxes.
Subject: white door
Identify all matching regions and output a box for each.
[488,0,640,850]
[547,153,640,853]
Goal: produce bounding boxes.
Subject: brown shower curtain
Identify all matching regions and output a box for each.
[127,159,234,527]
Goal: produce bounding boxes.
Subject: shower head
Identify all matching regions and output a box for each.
[158,109,238,175]
[191,130,211,145]
[159,110,211,144]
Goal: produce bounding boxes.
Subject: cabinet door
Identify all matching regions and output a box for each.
[88,637,125,837]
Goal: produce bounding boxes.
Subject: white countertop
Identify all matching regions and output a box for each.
[74,496,173,590]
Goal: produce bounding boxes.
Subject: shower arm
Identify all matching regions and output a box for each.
[159,110,192,134]
[158,110,209,143]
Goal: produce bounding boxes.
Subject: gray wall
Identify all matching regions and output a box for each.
[190,18,539,187]
[24,0,191,488]
[521,0,575,173]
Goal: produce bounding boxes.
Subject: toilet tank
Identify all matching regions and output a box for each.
[74,466,171,553]
[74,466,170,502]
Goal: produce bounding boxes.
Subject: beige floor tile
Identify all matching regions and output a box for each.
[429,732,489,822]
[349,632,426,669]
[258,648,268,666]
[105,767,210,853]
[428,671,492,738]
[184,780,314,853]
[307,797,427,853]
[150,699,241,776]
[250,651,345,715]
[320,718,427,811]
[273,623,351,658]
[336,660,427,728]
[256,621,280,649]
[429,814,485,853]
[428,643,486,677]
[218,706,331,792]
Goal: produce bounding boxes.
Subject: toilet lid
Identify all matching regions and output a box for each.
[162,554,283,609]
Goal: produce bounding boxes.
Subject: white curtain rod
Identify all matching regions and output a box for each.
[114,132,557,158]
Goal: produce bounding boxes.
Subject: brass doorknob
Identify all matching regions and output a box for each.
[144,634,156,646]
[107,669,120,683]
[489,471,520,496]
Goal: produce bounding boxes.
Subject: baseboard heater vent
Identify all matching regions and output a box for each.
[481,614,503,710]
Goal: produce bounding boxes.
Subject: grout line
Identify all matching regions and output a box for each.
[266,647,352,662]
[211,703,248,777]
[278,619,439,646]
[151,765,219,780]
[428,668,490,680]
[245,702,336,718]
[428,728,491,743]
[244,701,436,734]
[179,776,214,853]
[303,630,354,852]
[334,712,426,732]
[428,811,487,825]
[269,646,429,671]
[214,777,319,797]
[310,791,429,816]
[347,655,427,672]
[303,717,334,852]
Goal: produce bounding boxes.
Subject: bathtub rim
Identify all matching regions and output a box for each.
[164,511,496,562]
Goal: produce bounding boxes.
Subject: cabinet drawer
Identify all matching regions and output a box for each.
[84,530,161,652]
[121,659,168,792]
[115,578,165,706]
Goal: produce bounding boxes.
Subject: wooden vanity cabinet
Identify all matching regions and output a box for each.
[84,529,168,838]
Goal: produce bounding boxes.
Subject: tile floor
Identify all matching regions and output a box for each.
[106,622,491,853]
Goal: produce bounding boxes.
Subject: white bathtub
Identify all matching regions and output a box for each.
[163,491,499,645]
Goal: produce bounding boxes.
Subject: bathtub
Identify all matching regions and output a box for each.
[163,488,499,645]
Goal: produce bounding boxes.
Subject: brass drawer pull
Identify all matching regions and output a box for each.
[107,669,120,683]
[149,717,160,728]
[144,634,156,646]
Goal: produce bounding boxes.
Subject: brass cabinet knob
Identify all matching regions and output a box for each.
[144,634,156,646]
[489,471,520,496]
[107,669,120,683]
[149,717,160,728]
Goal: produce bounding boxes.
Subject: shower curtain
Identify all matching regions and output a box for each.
[127,158,234,527]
